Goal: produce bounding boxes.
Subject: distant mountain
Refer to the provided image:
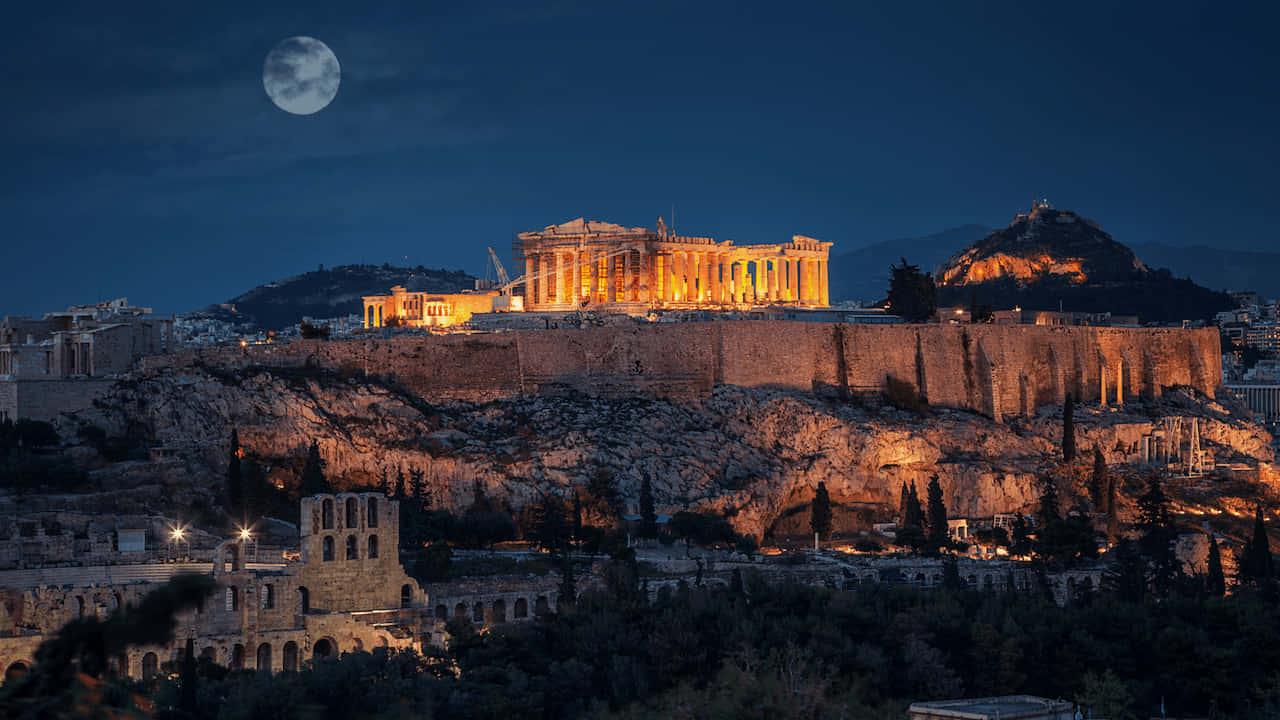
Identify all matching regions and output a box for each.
[1129,242,1280,297]
[935,205,1233,322]
[828,225,992,303]
[186,264,477,331]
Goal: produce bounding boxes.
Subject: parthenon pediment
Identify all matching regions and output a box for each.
[540,218,644,235]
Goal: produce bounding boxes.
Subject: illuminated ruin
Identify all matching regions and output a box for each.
[514,218,832,311]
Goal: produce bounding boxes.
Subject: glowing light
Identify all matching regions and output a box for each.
[238,527,253,541]
[171,526,185,541]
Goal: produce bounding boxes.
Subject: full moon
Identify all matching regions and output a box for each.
[263,37,340,115]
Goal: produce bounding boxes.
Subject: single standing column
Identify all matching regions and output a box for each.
[819,259,829,306]
[1116,361,1124,405]
[572,249,583,303]
[525,255,536,307]
[1100,365,1108,407]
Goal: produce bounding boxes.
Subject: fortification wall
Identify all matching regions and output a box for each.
[142,322,1221,416]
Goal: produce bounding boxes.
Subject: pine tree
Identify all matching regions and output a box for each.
[897,482,926,552]
[941,554,963,591]
[1101,539,1146,603]
[298,440,330,495]
[886,258,937,323]
[533,494,570,554]
[409,466,429,507]
[925,474,948,553]
[1090,446,1107,509]
[1206,529,1226,597]
[1010,514,1032,557]
[393,468,406,500]
[1062,395,1076,463]
[226,429,243,514]
[1136,475,1179,596]
[1239,504,1275,589]
[639,475,657,539]
[811,481,833,543]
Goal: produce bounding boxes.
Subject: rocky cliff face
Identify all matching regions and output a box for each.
[65,364,1275,539]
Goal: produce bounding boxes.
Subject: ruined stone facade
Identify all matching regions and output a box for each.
[142,322,1222,418]
[0,493,561,682]
[515,218,832,312]
[0,298,173,421]
[361,286,498,329]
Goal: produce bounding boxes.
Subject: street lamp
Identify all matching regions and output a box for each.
[169,523,188,561]
[237,523,257,564]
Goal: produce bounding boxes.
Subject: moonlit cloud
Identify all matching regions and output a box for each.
[263,37,341,115]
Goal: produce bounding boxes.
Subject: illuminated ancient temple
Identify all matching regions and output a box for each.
[515,218,832,312]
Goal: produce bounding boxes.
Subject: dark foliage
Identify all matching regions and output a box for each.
[810,481,832,542]
[885,258,937,322]
[298,440,330,495]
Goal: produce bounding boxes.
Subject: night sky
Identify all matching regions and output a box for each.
[2,2,1276,317]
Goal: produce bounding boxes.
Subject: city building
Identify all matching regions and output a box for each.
[514,218,832,312]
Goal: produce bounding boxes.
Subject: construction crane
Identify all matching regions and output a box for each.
[486,244,638,310]
[486,247,512,288]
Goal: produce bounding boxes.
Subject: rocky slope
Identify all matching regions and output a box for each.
[935,204,1233,321]
[58,364,1276,539]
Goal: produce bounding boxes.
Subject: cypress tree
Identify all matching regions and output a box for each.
[571,490,583,547]
[226,429,243,514]
[1105,473,1120,543]
[179,637,198,714]
[393,468,406,500]
[244,460,267,515]
[1239,504,1274,588]
[1038,475,1060,528]
[899,481,911,526]
[811,481,833,543]
[1136,475,1178,596]
[1090,446,1107,509]
[897,482,925,552]
[1062,395,1076,463]
[1206,529,1226,597]
[558,556,577,607]
[925,474,948,553]
[639,475,657,539]
[298,440,330,495]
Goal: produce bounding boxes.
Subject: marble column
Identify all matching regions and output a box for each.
[754,260,766,302]
[819,259,829,306]
[554,252,565,303]
[525,255,536,307]
[787,259,799,302]
[684,252,697,303]
[698,253,711,304]
[588,250,599,303]
[572,250,583,303]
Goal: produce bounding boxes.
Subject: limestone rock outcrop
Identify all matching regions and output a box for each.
[66,364,1275,538]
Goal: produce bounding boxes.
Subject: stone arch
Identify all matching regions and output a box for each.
[142,652,159,680]
[472,602,484,622]
[256,643,272,672]
[491,598,507,622]
[435,604,447,620]
[111,653,129,677]
[400,584,412,609]
[283,642,299,672]
[352,638,364,652]
[983,575,994,591]
[4,661,29,685]
[230,643,245,670]
[367,497,379,528]
[322,536,334,562]
[225,586,239,612]
[73,595,84,620]
[312,637,336,660]
[966,574,977,587]
[368,535,379,559]
[454,602,467,618]
[345,535,358,560]
[322,499,334,530]
[914,572,926,585]
[345,497,359,528]
[200,646,216,662]
[535,595,549,616]
[514,598,528,619]
[112,592,123,612]
[298,587,310,614]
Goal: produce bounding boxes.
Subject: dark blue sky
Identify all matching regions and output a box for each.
[2,1,1276,316]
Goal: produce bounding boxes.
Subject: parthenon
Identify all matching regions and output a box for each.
[516,218,832,311]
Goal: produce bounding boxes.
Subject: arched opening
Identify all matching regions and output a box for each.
[4,662,29,685]
[111,653,129,677]
[230,644,245,670]
[282,642,299,672]
[142,653,158,680]
[514,598,528,619]
[313,638,336,660]
[535,595,549,616]
[983,575,995,591]
[225,586,239,612]
[73,596,84,620]
[367,498,379,528]
[322,499,334,530]
[262,583,275,610]
[346,535,358,560]
[472,602,484,623]
[435,604,447,620]
[256,643,272,672]
[914,573,925,585]
[298,587,310,614]
[400,584,412,609]
[112,592,123,611]
[491,599,507,623]
[454,602,466,618]
[368,535,379,559]
[200,646,216,662]
[322,536,334,562]
[345,497,358,528]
